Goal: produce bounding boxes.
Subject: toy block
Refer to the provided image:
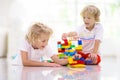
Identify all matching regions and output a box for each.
[47,60,54,63]
[63,39,68,45]
[70,64,85,68]
[75,46,82,51]
[58,48,62,52]
[68,40,72,45]
[67,52,76,56]
[76,60,84,64]
[57,44,61,48]
[74,56,80,60]
[61,43,68,46]
[58,53,66,59]
[76,45,82,48]
[57,41,61,44]
[66,49,74,52]
[70,45,75,48]
[57,39,87,68]
[65,45,71,48]
[79,58,85,61]
[68,57,75,64]
[78,40,82,45]
[85,60,92,65]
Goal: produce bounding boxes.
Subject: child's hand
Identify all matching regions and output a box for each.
[49,63,62,67]
[68,32,79,41]
[88,53,98,64]
[68,32,78,37]
[62,33,67,40]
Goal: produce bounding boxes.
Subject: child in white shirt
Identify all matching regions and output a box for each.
[62,5,103,65]
[13,22,68,67]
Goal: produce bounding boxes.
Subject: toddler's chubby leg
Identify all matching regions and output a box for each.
[73,52,101,65]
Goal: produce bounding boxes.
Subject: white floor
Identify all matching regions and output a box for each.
[0,57,119,80]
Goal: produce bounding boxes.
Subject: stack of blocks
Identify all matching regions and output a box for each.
[57,39,86,68]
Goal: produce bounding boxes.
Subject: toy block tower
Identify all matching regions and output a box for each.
[57,39,86,68]
[57,39,77,57]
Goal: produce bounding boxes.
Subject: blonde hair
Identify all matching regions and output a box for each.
[81,5,100,22]
[25,22,53,45]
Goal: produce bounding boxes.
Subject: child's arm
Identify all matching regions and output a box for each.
[21,51,61,67]
[51,55,68,66]
[88,40,101,64]
[92,40,101,54]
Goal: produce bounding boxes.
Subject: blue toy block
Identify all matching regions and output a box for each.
[57,44,61,48]
[74,56,79,60]
[78,40,82,45]
[79,58,85,61]
[85,60,92,65]
[67,52,76,56]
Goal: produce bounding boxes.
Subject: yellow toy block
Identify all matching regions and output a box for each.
[68,57,77,64]
[62,45,70,48]
[78,45,82,48]
[70,64,86,68]
[68,40,72,45]
[65,45,70,48]
[76,45,82,51]
[66,49,75,52]
[68,57,73,64]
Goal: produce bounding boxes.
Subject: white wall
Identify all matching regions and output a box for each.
[0,0,14,57]
[0,29,8,57]
[101,38,120,57]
